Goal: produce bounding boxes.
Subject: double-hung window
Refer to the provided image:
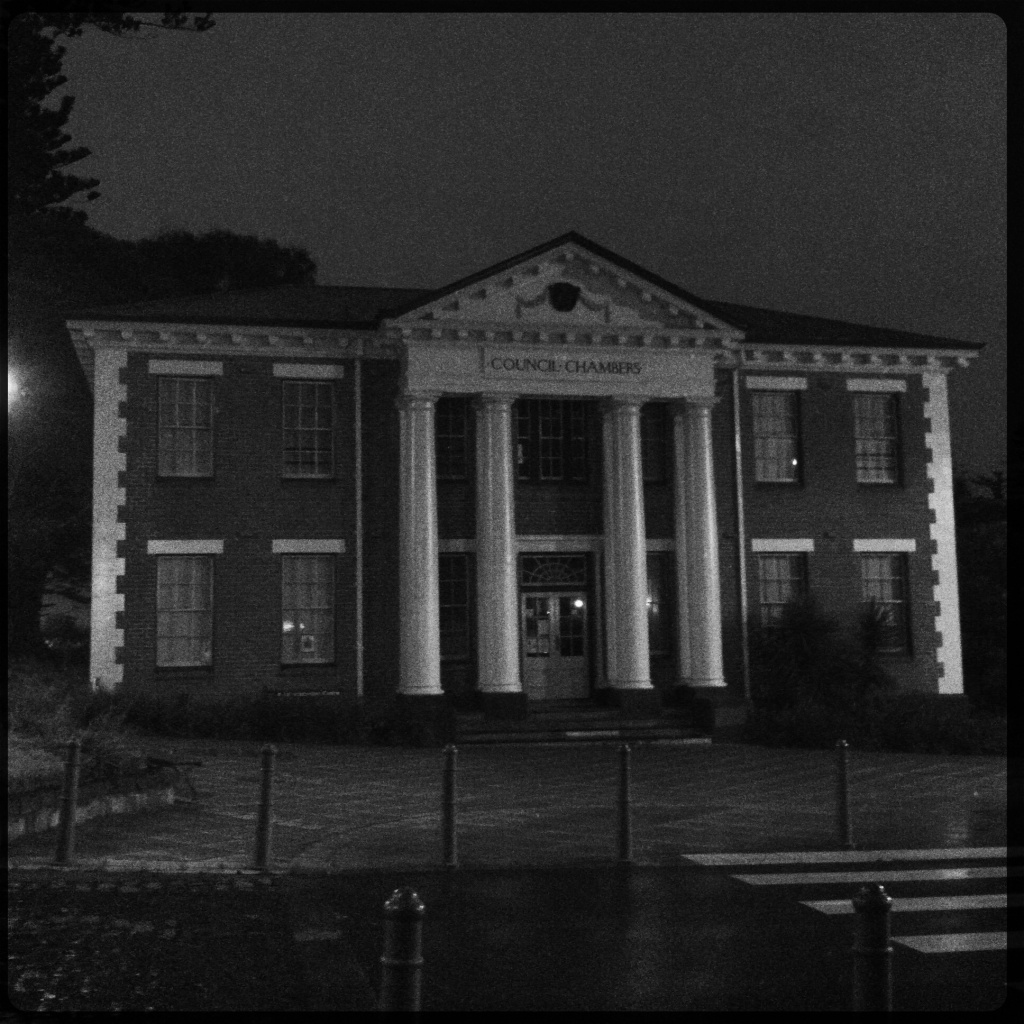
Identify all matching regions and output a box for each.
[439,554,471,660]
[641,404,669,483]
[282,381,334,478]
[158,377,214,477]
[854,393,900,484]
[516,399,588,482]
[752,390,801,483]
[859,554,910,653]
[436,397,470,480]
[757,554,808,626]
[156,556,213,666]
[281,555,335,663]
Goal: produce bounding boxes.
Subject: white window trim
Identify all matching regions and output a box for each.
[751,538,815,552]
[148,539,224,555]
[853,539,917,552]
[273,363,345,379]
[272,539,346,554]
[846,378,907,393]
[744,376,808,391]
[148,360,223,376]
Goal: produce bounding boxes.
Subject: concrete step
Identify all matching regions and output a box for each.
[454,728,710,746]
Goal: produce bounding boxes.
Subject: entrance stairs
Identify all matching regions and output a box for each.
[453,698,711,746]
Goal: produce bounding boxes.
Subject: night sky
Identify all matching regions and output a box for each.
[57,12,1006,474]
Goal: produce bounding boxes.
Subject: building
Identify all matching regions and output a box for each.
[68,233,980,730]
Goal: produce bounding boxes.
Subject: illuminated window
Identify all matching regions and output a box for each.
[757,554,808,626]
[860,554,909,653]
[158,377,213,477]
[281,555,335,663]
[752,391,801,483]
[282,381,334,478]
[646,552,674,656]
[436,397,469,480]
[854,393,900,484]
[156,556,213,666]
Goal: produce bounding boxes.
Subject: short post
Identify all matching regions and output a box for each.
[379,887,425,1013]
[618,742,632,864]
[54,738,82,865]
[254,744,276,871]
[835,739,854,850]
[442,744,457,869]
[852,883,893,1012]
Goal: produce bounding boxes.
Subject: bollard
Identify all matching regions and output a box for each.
[835,739,854,850]
[442,744,457,869]
[254,744,276,871]
[379,887,425,1013]
[54,738,82,865]
[852,883,893,1012]
[618,742,632,864]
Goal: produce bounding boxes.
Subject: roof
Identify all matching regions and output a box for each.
[69,285,433,329]
[68,233,981,351]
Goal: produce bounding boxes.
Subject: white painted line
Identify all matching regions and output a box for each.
[734,867,1008,885]
[685,847,1007,866]
[894,932,1016,953]
[802,894,1011,914]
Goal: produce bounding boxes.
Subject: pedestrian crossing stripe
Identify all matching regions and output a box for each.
[893,933,1020,953]
[802,894,1018,914]
[734,867,1007,884]
[684,847,1008,867]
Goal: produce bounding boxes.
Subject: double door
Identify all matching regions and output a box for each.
[521,591,589,700]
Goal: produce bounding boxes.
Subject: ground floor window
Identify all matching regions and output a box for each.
[156,556,213,666]
[757,554,808,626]
[439,554,471,660]
[281,555,335,663]
[646,552,674,655]
[860,553,910,653]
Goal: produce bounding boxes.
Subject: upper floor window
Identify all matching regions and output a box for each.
[158,377,213,477]
[641,404,669,483]
[752,391,801,483]
[281,554,335,663]
[156,555,213,666]
[757,553,808,626]
[439,553,471,660]
[516,399,588,482]
[854,393,900,484]
[436,397,470,480]
[860,554,910,653]
[282,381,334,478]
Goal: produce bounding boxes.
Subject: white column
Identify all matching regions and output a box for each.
[397,394,442,696]
[685,396,726,688]
[601,408,618,687]
[475,394,521,693]
[671,401,692,682]
[603,398,653,690]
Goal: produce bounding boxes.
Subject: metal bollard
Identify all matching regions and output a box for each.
[442,744,457,869]
[618,742,632,864]
[835,739,854,850]
[852,883,893,1012]
[254,744,276,871]
[379,887,425,1012]
[54,738,82,865]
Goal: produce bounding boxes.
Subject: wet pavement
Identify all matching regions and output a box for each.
[6,742,1010,871]
[7,742,1012,1012]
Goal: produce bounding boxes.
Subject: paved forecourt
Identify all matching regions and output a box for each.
[6,742,1007,872]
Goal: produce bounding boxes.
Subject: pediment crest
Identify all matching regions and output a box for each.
[389,240,733,334]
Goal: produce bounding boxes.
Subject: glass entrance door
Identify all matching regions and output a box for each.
[521,591,589,700]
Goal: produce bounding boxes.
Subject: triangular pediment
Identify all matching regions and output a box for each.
[387,233,739,336]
